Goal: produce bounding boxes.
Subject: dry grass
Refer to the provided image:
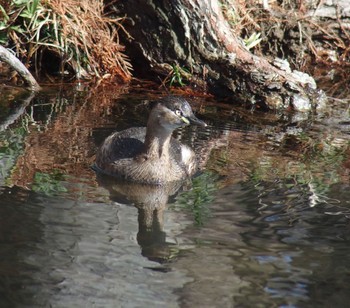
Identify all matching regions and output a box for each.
[1,0,132,82]
[48,0,132,81]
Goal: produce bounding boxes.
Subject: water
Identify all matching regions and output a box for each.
[0,84,350,307]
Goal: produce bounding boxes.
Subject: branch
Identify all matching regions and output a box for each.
[0,46,41,91]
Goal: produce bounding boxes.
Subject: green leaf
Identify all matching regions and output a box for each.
[0,5,9,23]
[244,32,262,50]
[10,25,24,33]
[19,11,33,19]
[30,0,40,15]
[13,0,29,7]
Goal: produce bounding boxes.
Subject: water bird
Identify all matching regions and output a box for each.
[94,96,206,184]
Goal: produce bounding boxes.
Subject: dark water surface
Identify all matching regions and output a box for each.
[0,84,350,307]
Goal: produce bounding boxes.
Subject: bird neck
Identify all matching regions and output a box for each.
[143,114,173,159]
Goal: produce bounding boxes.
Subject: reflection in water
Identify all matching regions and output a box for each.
[173,181,350,307]
[96,174,185,263]
[1,88,350,306]
[0,185,191,307]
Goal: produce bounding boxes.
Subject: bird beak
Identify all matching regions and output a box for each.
[188,114,207,127]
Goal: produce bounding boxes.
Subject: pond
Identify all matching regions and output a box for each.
[0,82,350,307]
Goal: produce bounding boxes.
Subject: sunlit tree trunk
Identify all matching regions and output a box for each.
[116,0,322,111]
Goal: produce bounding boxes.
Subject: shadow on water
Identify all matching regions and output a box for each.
[0,83,350,306]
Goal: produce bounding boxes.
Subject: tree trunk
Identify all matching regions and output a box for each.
[116,0,324,111]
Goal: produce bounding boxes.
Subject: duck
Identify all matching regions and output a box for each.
[94,96,206,185]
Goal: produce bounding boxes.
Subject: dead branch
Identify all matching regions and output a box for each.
[0,46,41,91]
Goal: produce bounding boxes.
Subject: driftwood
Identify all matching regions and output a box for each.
[115,0,324,111]
[0,46,41,91]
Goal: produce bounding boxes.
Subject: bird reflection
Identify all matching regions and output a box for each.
[96,174,186,263]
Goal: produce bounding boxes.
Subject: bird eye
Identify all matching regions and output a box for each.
[175,109,182,116]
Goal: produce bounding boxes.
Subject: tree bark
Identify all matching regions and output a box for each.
[0,46,41,91]
[116,0,323,111]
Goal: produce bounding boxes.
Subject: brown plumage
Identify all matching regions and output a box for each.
[94,96,206,185]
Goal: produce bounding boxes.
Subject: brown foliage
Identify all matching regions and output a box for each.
[1,0,131,82]
[48,0,132,81]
